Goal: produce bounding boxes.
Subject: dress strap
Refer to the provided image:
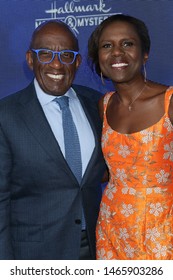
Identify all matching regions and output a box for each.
[164,86,173,114]
[103,92,114,115]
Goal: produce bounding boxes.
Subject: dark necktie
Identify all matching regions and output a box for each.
[55,96,85,229]
[55,96,82,183]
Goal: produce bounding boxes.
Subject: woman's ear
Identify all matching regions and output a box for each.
[143,53,149,64]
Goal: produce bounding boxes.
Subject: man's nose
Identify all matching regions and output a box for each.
[50,53,63,67]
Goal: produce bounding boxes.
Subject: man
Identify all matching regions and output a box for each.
[0,20,106,259]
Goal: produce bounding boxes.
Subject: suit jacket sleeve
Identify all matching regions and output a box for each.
[0,124,14,259]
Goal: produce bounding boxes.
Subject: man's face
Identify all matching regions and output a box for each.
[26,23,81,96]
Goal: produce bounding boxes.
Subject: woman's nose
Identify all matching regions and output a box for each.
[111,45,125,56]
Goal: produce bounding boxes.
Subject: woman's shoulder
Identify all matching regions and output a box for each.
[99,91,114,119]
[147,81,168,92]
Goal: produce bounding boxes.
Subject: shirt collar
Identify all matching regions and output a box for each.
[34,78,77,106]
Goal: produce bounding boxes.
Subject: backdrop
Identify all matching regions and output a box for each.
[1,0,173,98]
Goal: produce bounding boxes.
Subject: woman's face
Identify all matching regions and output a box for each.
[98,21,148,84]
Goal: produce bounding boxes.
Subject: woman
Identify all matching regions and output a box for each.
[88,14,173,259]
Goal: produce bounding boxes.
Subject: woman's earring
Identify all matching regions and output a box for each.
[100,72,105,85]
[143,64,147,83]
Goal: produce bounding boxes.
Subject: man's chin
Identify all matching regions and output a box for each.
[41,85,66,96]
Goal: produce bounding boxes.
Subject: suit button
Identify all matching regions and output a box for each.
[75,219,81,224]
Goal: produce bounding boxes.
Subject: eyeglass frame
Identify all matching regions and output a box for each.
[31,48,79,65]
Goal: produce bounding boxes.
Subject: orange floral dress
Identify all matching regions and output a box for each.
[96,87,173,260]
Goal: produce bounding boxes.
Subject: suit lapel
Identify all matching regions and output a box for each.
[74,88,102,184]
[18,83,68,168]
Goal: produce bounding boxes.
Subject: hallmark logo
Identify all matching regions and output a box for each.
[35,0,114,34]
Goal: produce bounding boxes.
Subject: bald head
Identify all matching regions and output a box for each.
[29,20,79,51]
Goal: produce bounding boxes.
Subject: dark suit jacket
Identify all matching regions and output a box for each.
[0,82,106,260]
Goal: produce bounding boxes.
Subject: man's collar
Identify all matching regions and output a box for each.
[34,78,77,106]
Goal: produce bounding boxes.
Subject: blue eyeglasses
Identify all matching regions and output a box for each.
[31,49,79,64]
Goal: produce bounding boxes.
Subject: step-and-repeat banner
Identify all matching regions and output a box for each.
[1,0,173,98]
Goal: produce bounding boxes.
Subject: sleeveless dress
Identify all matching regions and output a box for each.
[96,86,173,260]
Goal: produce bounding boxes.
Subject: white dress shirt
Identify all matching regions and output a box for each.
[34,79,95,176]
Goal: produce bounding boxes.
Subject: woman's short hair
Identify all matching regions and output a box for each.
[88,14,151,76]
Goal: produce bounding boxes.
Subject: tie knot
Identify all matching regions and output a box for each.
[55,96,69,110]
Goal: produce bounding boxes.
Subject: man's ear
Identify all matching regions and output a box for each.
[75,53,82,70]
[26,50,34,71]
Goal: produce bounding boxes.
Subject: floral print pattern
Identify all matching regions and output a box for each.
[96,87,173,260]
